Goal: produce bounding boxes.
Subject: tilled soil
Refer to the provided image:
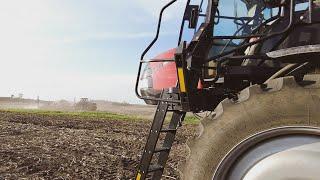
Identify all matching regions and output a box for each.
[0,111,198,179]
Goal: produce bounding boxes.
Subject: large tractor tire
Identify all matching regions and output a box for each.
[181,75,320,180]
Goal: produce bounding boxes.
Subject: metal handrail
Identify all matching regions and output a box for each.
[140,59,175,63]
[178,0,192,45]
[135,0,181,103]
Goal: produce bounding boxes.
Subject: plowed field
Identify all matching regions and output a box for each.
[0,111,198,179]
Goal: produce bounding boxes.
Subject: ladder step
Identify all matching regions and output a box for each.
[135,91,185,180]
[166,109,180,112]
[148,164,164,173]
[160,128,177,133]
[154,146,171,153]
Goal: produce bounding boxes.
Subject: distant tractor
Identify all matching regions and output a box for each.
[74,98,97,111]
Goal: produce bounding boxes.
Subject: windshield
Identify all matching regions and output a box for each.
[212,0,281,54]
[214,0,266,38]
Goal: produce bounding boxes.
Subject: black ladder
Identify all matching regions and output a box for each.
[136,92,185,180]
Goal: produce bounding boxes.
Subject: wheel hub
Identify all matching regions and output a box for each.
[213,126,320,180]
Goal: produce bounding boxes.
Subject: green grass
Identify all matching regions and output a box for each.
[2,109,199,124]
[3,109,142,122]
[184,115,200,124]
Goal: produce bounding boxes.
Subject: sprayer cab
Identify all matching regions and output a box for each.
[136,0,320,112]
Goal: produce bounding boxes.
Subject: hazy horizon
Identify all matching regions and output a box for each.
[0,0,186,104]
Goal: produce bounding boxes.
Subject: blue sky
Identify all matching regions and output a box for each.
[0,0,241,104]
[0,0,189,104]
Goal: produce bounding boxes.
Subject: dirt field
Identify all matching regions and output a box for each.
[0,110,198,179]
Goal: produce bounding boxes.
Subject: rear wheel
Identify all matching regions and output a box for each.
[181,75,320,180]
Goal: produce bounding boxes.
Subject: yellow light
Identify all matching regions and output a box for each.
[136,172,141,180]
[178,68,187,93]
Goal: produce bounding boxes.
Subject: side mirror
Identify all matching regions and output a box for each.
[184,5,200,29]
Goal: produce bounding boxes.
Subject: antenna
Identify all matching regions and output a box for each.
[199,0,204,12]
[234,0,239,30]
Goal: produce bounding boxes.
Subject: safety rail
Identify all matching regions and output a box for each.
[134,0,180,104]
[135,0,194,104]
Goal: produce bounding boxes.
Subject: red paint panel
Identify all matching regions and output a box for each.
[153,48,176,60]
[149,48,178,90]
[152,62,177,90]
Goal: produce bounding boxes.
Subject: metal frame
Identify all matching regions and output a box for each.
[136,0,320,111]
[135,0,277,108]
[135,0,180,104]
